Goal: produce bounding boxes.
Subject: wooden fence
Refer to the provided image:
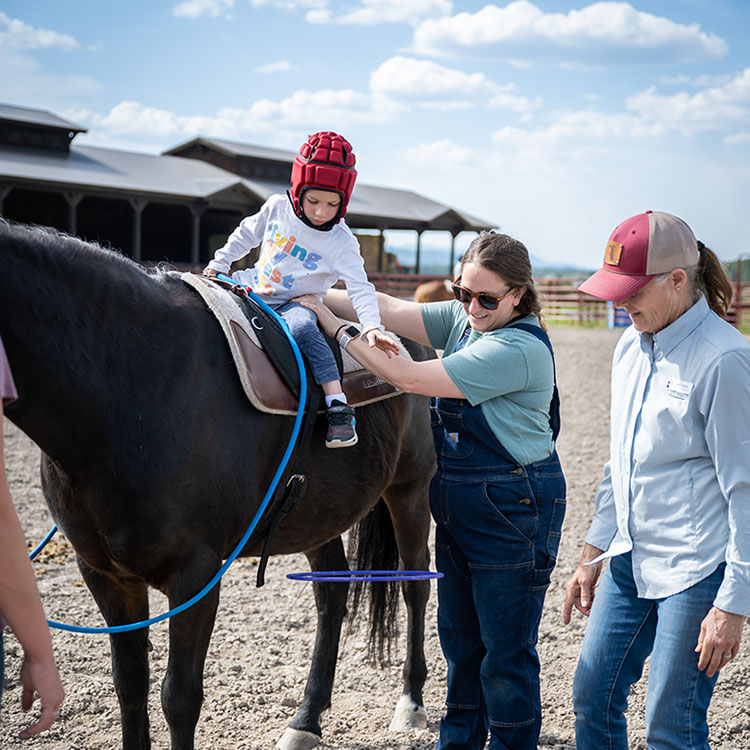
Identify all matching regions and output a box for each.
[367,272,750,329]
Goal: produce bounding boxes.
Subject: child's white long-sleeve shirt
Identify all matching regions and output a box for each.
[207,194,383,333]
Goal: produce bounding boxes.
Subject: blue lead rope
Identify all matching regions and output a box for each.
[33,274,308,634]
[29,525,58,561]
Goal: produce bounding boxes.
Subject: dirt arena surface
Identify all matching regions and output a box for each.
[2,326,748,749]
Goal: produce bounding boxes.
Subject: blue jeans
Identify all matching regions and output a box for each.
[573,552,724,750]
[274,302,340,386]
[430,396,566,750]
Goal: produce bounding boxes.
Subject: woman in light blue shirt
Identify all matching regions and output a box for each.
[564,210,748,750]
[299,231,565,750]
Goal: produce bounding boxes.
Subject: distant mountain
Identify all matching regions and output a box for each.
[531,255,594,276]
[385,237,592,276]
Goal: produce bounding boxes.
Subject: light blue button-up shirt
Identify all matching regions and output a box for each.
[586,295,750,615]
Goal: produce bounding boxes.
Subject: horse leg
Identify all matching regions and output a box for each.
[384,482,432,732]
[78,560,152,750]
[161,551,222,750]
[276,536,349,750]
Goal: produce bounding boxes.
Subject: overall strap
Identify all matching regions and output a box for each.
[505,322,561,441]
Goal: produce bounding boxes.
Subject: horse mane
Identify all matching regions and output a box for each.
[1,220,176,294]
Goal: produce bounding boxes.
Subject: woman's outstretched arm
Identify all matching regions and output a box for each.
[297,295,463,398]
[323,288,432,347]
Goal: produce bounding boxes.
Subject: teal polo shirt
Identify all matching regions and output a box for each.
[421,300,555,466]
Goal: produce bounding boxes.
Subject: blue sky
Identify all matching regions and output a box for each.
[1,0,748,270]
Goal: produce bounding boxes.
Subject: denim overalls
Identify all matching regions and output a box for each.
[430,329,566,750]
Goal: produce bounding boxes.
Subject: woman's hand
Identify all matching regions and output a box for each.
[695,607,744,678]
[365,330,400,358]
[294,294,341,337]
[563,544,605,623]
[18,654,65,738]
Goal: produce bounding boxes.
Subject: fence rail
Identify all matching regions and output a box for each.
[367,273,750,329]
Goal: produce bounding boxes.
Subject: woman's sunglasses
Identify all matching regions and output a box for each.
[451,276,515,311]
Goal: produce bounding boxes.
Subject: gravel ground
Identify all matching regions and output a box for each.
[1,326,748,749]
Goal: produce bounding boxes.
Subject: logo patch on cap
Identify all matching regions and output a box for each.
[604,240,623,266]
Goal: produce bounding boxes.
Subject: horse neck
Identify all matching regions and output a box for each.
[0,225,174,465]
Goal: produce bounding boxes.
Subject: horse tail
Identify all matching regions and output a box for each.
[347,499,400,665]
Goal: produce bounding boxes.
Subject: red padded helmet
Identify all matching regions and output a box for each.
[290,131,357,226]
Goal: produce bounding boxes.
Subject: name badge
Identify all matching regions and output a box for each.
[665,378,693,400]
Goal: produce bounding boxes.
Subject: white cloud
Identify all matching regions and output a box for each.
[307,0,451,26]
[173,0,235,17]
[492,111,661,158]
[411,1,728,65]
[0,49,102,108]
[419,101,474,111]
[74,56,542,152]
[489,69,750,163]
[371,56,494,97]
[254,60,293,73]
[370,56,540,113]
[251,0,326,10]
[0,11,79,50]
[724,132,750,145]
[660,73,733,88]
[626,68,750,137]
[488,86,541,114]
[71,101,237,139]
[401,139,477,168]
[70,89,398,151]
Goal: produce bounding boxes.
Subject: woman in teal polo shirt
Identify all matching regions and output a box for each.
[298,230,566,750]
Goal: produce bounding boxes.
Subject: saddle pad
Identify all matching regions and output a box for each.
[180,273,408,415]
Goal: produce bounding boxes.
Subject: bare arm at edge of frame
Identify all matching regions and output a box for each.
[0,402,64,738]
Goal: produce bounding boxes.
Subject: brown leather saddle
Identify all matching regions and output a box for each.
[181,273,401,415]
[229,318,398,414]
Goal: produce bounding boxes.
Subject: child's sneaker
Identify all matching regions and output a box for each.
[325,400,358,448]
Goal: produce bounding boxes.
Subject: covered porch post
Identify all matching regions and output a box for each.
[63,191,84,235]
[377,226,386,272]
[0,186,10,216]
[189,201,207,267]
[128,198,148,263]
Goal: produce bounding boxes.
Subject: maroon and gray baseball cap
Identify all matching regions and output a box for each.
[579,210,699,301]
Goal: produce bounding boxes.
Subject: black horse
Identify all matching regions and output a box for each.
[0,221,436,750]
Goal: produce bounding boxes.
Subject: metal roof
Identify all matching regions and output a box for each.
[0,104,494,231]
[163,136,493,230]
[164,136,297,163]
[0,142,260,202]
[0,103,86,134]
[347,183,492,231]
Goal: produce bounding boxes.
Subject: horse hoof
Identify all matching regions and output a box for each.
[389,694,428,731]
[276,727,321,750]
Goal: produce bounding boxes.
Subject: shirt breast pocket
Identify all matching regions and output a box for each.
[640,389,697,457]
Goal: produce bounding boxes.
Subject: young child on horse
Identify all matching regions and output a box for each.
[204,131,398,447]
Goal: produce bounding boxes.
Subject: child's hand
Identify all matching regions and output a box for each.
[366,330,400,358]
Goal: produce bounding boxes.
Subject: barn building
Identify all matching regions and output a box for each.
[0,103,492,273]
